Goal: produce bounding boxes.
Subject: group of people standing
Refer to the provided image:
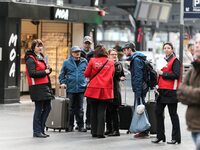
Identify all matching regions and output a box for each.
[25,34,200,149]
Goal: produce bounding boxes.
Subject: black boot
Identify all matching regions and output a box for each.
[152,137,166,144]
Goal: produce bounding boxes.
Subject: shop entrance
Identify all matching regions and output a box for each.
[20,19,72,95]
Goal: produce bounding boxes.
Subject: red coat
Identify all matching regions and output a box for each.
[84,56,114,100]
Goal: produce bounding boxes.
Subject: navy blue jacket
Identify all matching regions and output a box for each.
[128,52,147,99]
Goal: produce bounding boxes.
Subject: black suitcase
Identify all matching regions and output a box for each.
[146,101,157,134]
[46,96,69,132]
[119,105,133,131]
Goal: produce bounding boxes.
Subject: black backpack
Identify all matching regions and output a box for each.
[138,57,157,89]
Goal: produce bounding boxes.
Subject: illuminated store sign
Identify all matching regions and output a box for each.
[54,8,69,20]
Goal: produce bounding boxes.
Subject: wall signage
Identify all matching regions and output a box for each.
[8,33,17,78]
[184,0,200,19]
[54,8,69,20]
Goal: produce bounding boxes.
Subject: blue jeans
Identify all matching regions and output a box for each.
[68,92,84,128]
[33,100,51,134]
[192,132,200,150]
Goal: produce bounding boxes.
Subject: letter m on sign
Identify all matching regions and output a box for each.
[8,34,18,47]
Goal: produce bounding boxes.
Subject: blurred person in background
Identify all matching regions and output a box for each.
[25,39,54,138]
[114,41,124,61]
[105,49,125,136]
[183,42,194,65]
[177,33,200,150]
[152,42,181,144]
[59,46,88,132]
[84,44,114,138]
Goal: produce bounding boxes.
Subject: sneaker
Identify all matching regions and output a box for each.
[42,132,50,137]
[134,132,149,138]
[33,133,48,138]
[78,127,87,132]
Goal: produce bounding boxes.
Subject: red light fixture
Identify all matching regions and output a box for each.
[98,10,106,16]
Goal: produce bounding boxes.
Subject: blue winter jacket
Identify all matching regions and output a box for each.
[127,52,147,98]
[59,56,88,93]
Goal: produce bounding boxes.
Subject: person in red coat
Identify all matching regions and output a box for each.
[84,44,115,138]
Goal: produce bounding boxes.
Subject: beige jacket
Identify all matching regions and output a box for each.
[177,64,200,132]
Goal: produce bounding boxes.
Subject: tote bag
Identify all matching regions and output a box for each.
[129,98,151,133]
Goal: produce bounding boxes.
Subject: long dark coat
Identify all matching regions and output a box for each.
[113,61,125,105]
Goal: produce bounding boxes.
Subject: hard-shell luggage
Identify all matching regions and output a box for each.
[46,96,69,132]
[146,91,157,134]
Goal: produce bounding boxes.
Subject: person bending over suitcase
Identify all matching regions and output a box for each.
[25,39,54,138]
[59,46,88,132]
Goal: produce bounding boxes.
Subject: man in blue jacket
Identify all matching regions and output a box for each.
[59,46,88,132]
[123,42,149,138]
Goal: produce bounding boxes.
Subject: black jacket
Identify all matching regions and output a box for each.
[158,54,181,103]
[25,50,54,101]
[113,61,125,105]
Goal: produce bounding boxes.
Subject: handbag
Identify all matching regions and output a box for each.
[129,98,151,133]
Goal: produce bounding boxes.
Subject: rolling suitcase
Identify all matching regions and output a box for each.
[146,91,157,134]
[119,105,133,131]
[46,96,70,132]
[119,79,133,133]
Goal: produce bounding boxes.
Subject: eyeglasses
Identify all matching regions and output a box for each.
[110,54,117,56]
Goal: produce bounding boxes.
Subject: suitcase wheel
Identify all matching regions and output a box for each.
[126,130,131,134]
[46,127,48,131]
[59,129,61,132]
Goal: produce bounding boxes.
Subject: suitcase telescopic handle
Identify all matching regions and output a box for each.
[124,79,127,104]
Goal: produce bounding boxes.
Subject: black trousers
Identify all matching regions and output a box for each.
[90,98,108,136]
[155,103,181,141]
[68,93,84,128]
[106,103,120,132]
[85,98,91,125]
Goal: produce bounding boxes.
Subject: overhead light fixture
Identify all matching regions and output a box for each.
[134,0,172,23]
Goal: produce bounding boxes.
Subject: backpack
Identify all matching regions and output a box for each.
[138,57,157,90]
